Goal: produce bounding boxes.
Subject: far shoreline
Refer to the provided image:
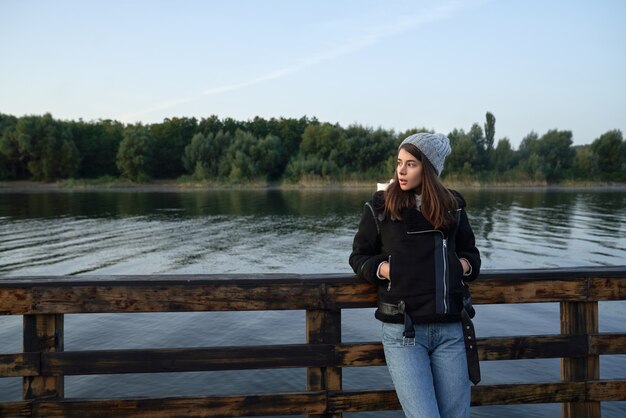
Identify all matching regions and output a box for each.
[1,179,626,193]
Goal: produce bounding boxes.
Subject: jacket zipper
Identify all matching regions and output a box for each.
[442,237,448,313]
[387,255,392,291]
[406,229,448,314]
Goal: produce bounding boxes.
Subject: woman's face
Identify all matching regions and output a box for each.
[396,148,423,191]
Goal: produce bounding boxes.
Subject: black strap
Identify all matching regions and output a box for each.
[461,308,481,385]
[398,301,415,343]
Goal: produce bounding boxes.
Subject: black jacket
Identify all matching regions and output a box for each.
[349,190,481,324]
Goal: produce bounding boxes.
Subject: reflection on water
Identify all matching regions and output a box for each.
[1,189,624,275]
[1,188,625,417]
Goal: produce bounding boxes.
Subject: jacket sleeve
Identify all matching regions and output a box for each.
[349,202,389,286]
[456,207,481,282]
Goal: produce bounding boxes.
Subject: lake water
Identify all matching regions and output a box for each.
[1,188,625,417]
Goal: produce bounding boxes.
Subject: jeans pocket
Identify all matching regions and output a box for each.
[381,322,405,346]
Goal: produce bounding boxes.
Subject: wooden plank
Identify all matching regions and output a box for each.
[23,314,64,400]
[1,267,625,315]
[33,392,327,417]
[587,379,626,401]
[325,283,377,308]
[0,288,32,315]
[306,308,342,418]
[43,344,334,375]
[560,301,600,418]
[478,335,588,360]
[29,283,326,314]
[0,353,40,377]
[589,277,626,301]
[328,389,400,412]
[33,333,603,377]
[327,382,587,412]
[470,382,587,406]
[335,334,590,368]
[0,401,32,417]
[589,333,626,355]
[336,343,385,367]
[470,279,587,304]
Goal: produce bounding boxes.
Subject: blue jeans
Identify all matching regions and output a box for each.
[382,321,470,418]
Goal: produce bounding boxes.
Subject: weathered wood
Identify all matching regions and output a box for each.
[42,344,335,375]
[0,288,32,315]
[0,401,32,417]
[471,382,587,406]
[336,334,593,368]
[589,333,626,355]
[587,379,626,401]
[470,278,587,304]
[0,267,624,417]
[560,301,600,418]
[589,277,626,301]
[22,314,64,400]
[326,382,588,412]
[32,392,327,417]
[0,279,597,314]
[8,333,606,378]
[328,389,400,412]
[325,283,377,308]
[0,353,39,377]
[0,267,624,314]
[336,343,386,367]
[307,308,342,418]
[478,335,588,360]
[28,283,327,314]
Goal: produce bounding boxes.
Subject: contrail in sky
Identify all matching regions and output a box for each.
[117,1,478,123]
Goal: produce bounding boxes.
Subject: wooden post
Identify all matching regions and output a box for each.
[560,301,600,418]
[306,308,342,418]
[23,314,64,400]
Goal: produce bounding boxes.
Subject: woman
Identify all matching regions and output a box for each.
[349,132,481,418]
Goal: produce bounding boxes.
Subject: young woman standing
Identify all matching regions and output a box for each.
[349,132,481,418]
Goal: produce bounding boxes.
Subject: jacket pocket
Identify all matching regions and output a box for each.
[388,248,436,297]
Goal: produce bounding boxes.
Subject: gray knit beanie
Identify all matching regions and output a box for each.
[399,132,451,176]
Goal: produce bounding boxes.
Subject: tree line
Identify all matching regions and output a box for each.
[0,112,624,183]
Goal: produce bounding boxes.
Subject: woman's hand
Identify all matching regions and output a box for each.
[379,261,390,280]
[460,258,470,275]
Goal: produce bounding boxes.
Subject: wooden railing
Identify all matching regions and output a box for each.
[1,266,625,417]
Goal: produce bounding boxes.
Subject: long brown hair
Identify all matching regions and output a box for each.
[384,143,458,229]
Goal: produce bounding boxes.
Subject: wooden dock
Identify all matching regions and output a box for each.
[1,266,625,417]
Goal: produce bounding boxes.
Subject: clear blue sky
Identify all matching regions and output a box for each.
[1,0,625,147]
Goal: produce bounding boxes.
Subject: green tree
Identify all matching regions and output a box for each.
[344,125,396,176]
[286,122,348,180]
[537,130,575,182]
[222,130,260,181]
[590,130,623,181]
[70,119,123,177]
[0,113,24,179]
[484,112,496,152]
[182,130,231,180]
[13,114,80,181]
[572,145,593,180]
[116,124,155,181]
[468,123,489,171]
[484,112,496,169]
[150,117,198,178]
[446,129,477,174]
[299,122,347,162]
[518,132,543,180]
[493,138,514,173]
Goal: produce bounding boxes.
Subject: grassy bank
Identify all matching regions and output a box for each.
[1,177,626,192]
